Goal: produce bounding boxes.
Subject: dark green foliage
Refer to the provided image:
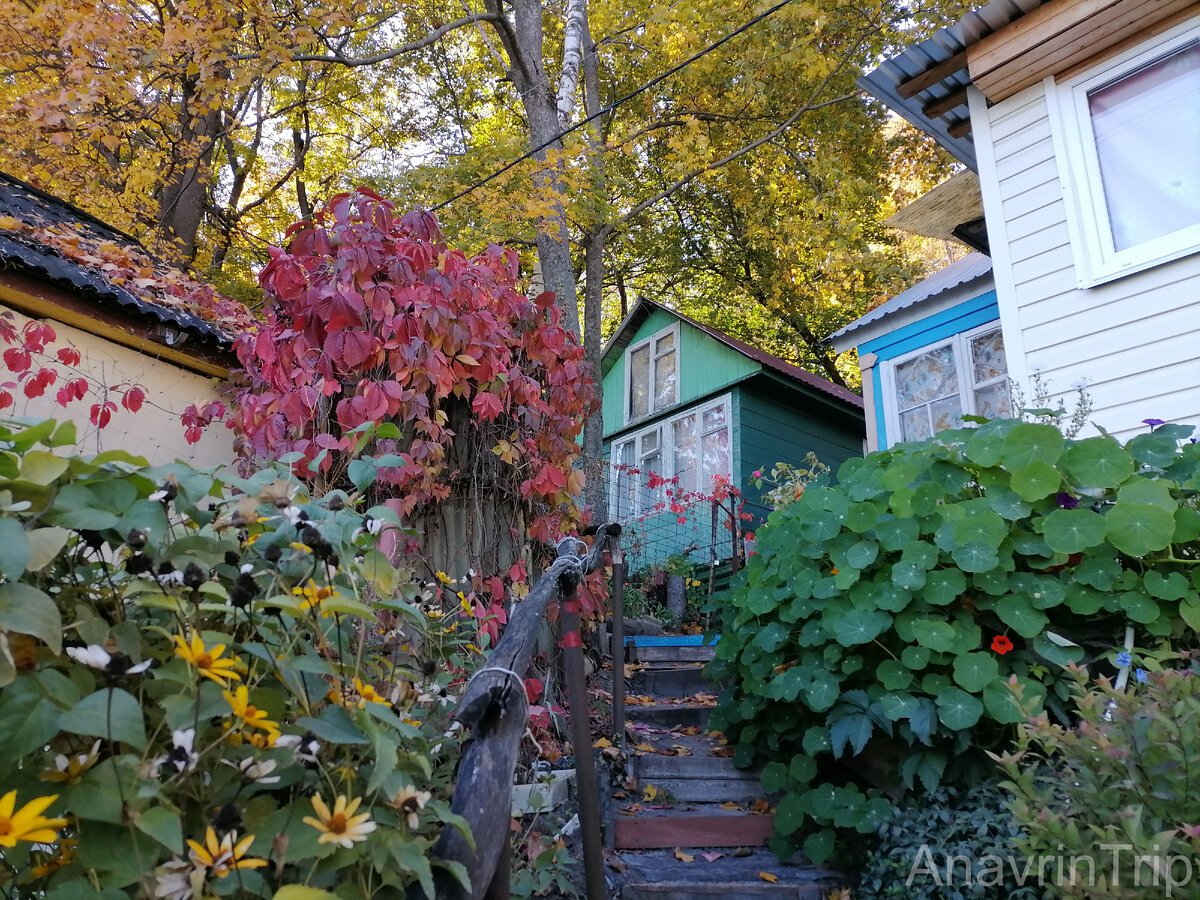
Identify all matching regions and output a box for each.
[705,419,1200,862]
[857,781,1043,900]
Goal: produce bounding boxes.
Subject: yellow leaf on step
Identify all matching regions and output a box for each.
[759,872,779,883]
[593,737,612,748]
[641,784,659,802]
[674,848,695,863]
[720,801,740,810]
[633,743,656,753]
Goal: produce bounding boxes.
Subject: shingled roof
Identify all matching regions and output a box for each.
[602,298,863,409]
[0,171,256,352]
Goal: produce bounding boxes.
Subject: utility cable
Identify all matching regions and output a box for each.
[430,0,792,211]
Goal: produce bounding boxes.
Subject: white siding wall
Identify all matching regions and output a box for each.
[3,306,235,467]
[974,85,1200,441]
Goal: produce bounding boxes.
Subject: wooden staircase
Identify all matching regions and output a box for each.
[607,636,844,899]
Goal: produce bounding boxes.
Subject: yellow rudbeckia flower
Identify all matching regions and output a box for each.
[173,632,242,687]
[0,791,68,848]
[302,794,377,848]
[187,827,267,877]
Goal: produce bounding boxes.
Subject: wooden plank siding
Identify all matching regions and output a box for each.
[981,84,1200,441]
[737,378,865,524]
[601,308,760,438]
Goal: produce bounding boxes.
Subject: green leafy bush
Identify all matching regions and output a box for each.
[857,781,1040,900]
[0,418,484,898]
[706,419,1200,862]
[996,663,1200,898]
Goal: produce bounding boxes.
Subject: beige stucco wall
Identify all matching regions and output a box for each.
[3,306,236,468]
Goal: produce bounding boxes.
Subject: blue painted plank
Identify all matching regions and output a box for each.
[623,635,720,647]
[859,291,999,360]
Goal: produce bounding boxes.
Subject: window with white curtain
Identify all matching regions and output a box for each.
[884,325,1009,445]
[610,395,732,519]
[625,324,678,423]
[1049,23,1200,285]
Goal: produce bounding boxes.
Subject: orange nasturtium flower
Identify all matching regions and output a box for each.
[173,632,243,687]
[187,827,267,877]
[991,635,1015,655]
[0,791,68,848]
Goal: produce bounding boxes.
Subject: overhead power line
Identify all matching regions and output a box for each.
[430,0,793,211]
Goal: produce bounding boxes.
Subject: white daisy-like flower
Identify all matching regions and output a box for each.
[389,785,431,829]
[302,794,377,848]
[240,563,254,574]
[224,757,280,784]
[150,858,195,900]
[65,645,151,674]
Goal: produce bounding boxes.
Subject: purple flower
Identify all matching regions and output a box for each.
[1116,651,1133,668]
[1143,418,1164,428]
[1055,492,1080,509]
[753,470,762,478]
[1135,668,1148,683]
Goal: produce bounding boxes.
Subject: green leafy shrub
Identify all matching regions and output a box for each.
[996,663,1200,898]
[706,418,1200,863]
[0,418,484,898]
[857,781,1041,900]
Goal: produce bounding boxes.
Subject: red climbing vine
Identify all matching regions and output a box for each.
[187,187,597,555]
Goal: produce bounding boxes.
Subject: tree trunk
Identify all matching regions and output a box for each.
[158,78,221,265]
[489,0,580,336]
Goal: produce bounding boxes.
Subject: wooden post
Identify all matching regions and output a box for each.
[560,571,607,900]
[610,535,625,751]
[412,525,620,900]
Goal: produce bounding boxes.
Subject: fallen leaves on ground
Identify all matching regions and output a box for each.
[641,784,660,802]
[711,746,734,758]
[752,798,771,815]
[624,694,660,706]
[701,851,724,862]
[674,848,695,862]
[719,801,740,810]
[759,872,779,883]
[632,742,656,753]
[593,737,612,748]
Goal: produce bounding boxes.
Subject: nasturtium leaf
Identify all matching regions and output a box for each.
[1010,462,1061,501]
[1041,508,1108,554]
[828,608,891,647]
[873,516,919,552]
[952,652,999,693]
[1033,633,1084,666]
[760,761,789,793]
[844,501,881,533]
[965,430,1006,467]
[924,569,966,605]
[753,622,789,653]
[1117,592,1160,624]
[891,559,926,591]
[911,620,956,653]
[1143,570,1189,601]
[802,829,835,864]
[877,659,912,691]
[952,541,999,573]
[60,688,146,749]
[996,595,1048,638]
[873,583,911,613]
[1175,507,1200,543]
[901,645,931,671]
[1127,429,1185,467]
[1064,582,1105,615]
[801,509,843,542]
[1075,555,1120,590]
[802,726,831,755]
[953,512,1007,549]
[989,488,1032,521]
[1118,477,1176,511]
[880,692,918,721]
[1062,436,1134,488]
[1106,502,1176,556]
[1180,599,1200,632]
[790,756,816,784]
[936,688,983,730]
[1004,423,1065,469]
[1007,573,1065,609]
[774,792,806,835]
[845,540,878,569]
[0,582,61,652]
[805,672,840,712]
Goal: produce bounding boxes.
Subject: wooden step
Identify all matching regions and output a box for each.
[622,883,827,899]
[638,776,764,803]
[630,663,712,697]
[615,811,774,850]
[626,635,719,664]
[613,848,843,900]
[629,703,713,730]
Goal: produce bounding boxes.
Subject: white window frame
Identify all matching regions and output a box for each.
[1046,20,1200,287]
[623,322,680,425]
[881,323,1008,448]
[610,393,732,520]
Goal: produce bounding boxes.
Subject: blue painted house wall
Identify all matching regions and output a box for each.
[859,291,1000,447]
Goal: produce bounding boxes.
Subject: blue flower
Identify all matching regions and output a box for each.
[1142,418,1164,428]
[1055,492,1080,509]
[1116,651,1133,667]
[1135,668,1148,683]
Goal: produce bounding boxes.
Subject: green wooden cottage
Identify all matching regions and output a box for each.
[601,299,866,570]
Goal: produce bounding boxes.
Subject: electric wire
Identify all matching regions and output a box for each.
[430,0,792,211]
